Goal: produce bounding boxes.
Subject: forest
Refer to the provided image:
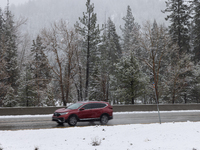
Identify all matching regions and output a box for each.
[0,0,200,107]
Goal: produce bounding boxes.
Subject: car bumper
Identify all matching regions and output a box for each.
[52,117,65,123]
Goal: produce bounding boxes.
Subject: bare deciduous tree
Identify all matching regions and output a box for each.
[41,20,79,106]
[58,20,80,104]
[139,21,193,103]
[139,21,178,103]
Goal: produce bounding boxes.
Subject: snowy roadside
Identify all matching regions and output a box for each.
[0,110,200,118]
[0,122,200,150]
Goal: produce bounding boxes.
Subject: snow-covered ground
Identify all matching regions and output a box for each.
[0,111,200,150]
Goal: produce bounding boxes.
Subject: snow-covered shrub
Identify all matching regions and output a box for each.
[91,137,101,146]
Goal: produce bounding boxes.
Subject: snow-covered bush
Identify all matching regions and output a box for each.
[91,137,101,146]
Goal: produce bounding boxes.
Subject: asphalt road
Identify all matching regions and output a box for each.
[0,112,200,130]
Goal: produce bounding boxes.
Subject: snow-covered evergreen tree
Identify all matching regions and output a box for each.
[4,5,19,89]
[164,49,193,103]
[190,63,200,103]
[30,35,51,105]
[3,86,17,107]
[114,51,146,104]
[75,0,101,100]
[191,0,200,64]
[0,8,7,106]
[17,63,37,106]
[43,82,56,106]
[0,5,19,106]
[163,0,194,103]
[31,35,51,86]
[120,5,140,56]
[163,0,191,54]
[98,17,121,102]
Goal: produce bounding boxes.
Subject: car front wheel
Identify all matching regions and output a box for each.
[68,116,77,126]
[100,114,109,125]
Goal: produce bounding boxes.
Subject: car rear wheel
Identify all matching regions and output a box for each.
[68,115,77,126]
[100,114,109,125]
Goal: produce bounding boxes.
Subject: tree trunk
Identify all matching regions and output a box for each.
[172,92,175,104]
[79,67,83,101]
[85,9,91,101]
[132,97,134,104]
[60,80,65,106]
[184,94,187,103]
[85,49,89,100]
[65,58,71,106]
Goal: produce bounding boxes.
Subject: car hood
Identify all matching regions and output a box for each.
[55,108,72,113]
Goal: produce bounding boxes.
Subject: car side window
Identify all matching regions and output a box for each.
[91,103,106,109]
[81,103,107,110]
[82,104,92,110]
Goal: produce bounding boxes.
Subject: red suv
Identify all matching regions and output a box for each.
[52,101,113,126]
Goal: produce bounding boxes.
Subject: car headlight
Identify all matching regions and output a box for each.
[59,112,68,116]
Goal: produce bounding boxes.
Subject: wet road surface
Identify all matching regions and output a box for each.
[0,112,200,130]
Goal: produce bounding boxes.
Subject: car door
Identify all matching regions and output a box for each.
[90,103,106,119]
[78,104,93,120]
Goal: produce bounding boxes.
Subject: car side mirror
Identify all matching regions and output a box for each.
[80,108,85,111]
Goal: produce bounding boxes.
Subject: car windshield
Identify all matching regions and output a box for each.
[67,103,83,110]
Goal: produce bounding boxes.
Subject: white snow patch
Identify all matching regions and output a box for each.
[0,122,200,150]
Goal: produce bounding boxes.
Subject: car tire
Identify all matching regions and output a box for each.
[100,114,109,125]
[68,115,77,126]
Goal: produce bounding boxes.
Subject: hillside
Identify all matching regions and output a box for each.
[10,0,167,36]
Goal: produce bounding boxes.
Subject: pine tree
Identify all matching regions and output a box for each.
[3,5,19,91]
[163,0,191,54]
[98,17,121,101]
[17,63,37,106]
[120,5,140,55]
[3,86,17,107]
[105,17,122,67]
[114,51,145,104]
[0,8,4,51]
[163,0,193,103]
[192,0,200,64]
[75,0,101,100]
[44,82,56,106]
[30,35,51,105]
[0,8,7,106]
[190,63,200,103]
[0,5,19,106]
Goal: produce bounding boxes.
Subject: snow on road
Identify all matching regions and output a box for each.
[0,121,200,150]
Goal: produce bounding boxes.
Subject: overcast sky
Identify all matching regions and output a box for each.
[0,0,29,8]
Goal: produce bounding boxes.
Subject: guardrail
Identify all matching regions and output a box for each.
[0,104,200,116]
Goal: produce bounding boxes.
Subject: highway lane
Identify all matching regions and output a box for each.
[0,111,200,130]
